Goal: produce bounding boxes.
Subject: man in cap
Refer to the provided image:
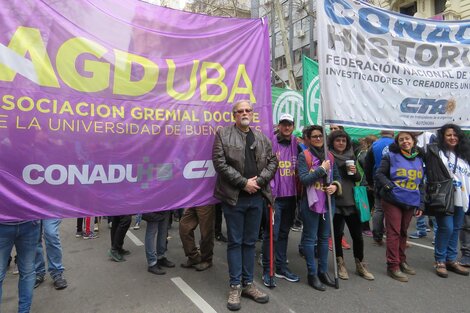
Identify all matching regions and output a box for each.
[261,113,300,288]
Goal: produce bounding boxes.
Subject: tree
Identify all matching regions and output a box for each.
[188,0,250,17]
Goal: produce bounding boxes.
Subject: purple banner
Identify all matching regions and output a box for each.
[0,0,272,221]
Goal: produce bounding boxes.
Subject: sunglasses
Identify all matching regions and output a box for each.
[310,135,323,140]
[235,109,253,114]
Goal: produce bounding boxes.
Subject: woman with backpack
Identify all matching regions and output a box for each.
[297,126,341,291]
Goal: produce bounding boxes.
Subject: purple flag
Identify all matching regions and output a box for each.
[0,0,272,221]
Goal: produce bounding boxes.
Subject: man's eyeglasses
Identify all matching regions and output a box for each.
[310,135,323,140]
[235,109,253,114]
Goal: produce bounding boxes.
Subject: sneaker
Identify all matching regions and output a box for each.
[435,262,448,278]
[215,233,228,242]
[94,223,99,232]
[34,275,45,288]
[342,236,351,249]
[108,221,112,229]
[262,271,276,288]
[227,285,242,311]
[328,237,333,251]
[242,282,269,303]
[387,269,408,282]
[275,269,300,282]
[408,231,426,239]
[290,225,303,232]
[148,264,166,275]
[108,249,125,262]
[82,232,98,240]
[118,248,131,256]
[362,230,373,237]
[194,261,213,271]
[446,261,470,276]
[53,274,68,290]
[157,257,175,268]
[133,222,140,230]
[75,231,83,238]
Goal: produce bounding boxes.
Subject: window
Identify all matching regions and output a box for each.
[275,56,287,71]
[434,0,446,14]
[400,2,417,16]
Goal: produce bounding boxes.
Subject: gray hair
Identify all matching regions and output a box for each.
[232,100,253,113]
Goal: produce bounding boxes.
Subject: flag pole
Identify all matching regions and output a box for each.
[319,75,340,290]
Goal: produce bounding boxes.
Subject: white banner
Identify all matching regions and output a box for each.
[317,0,470,131]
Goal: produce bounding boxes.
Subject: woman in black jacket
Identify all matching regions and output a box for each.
[328,130,374,281]
[425,123,470,278]
[375,131,425,282]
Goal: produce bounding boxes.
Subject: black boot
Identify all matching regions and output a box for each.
[307,275,326,291]
[318,272,335,287]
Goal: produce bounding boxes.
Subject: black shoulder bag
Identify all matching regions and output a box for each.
[424,153,456,216]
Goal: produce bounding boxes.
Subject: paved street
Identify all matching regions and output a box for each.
[2,217,469,313]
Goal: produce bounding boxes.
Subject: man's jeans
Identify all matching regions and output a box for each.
[145,212,170,267]
[223,194,263,286]
[262,196,296,272]
[415,215,429,236]
[35,219,64,280]
[300,197,330,275]
[0,221,41,313]
[435,206,465,262]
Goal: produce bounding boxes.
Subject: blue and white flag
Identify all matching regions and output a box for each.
[317,0,470,130]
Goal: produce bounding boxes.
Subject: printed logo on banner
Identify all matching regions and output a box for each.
[183,160,216,179]
[273,91,303,126]
[305,75,321,126]
[22,160,174,187]
[400,98,449,114]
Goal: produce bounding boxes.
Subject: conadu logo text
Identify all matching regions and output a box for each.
[23,164,139,185]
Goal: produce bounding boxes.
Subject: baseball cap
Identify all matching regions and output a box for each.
[279,113,294,124]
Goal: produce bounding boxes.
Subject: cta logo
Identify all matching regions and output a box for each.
[183,160,215,179]
[400,98,449,114]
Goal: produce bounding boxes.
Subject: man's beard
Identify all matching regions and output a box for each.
[240,118,250,127]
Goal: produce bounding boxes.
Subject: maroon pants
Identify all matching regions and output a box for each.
[383,200,414,271]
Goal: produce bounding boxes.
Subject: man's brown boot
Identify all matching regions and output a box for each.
[435,262,448,278]
[446,261,470,276]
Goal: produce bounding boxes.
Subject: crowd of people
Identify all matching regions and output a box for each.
[1,99,470,312]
